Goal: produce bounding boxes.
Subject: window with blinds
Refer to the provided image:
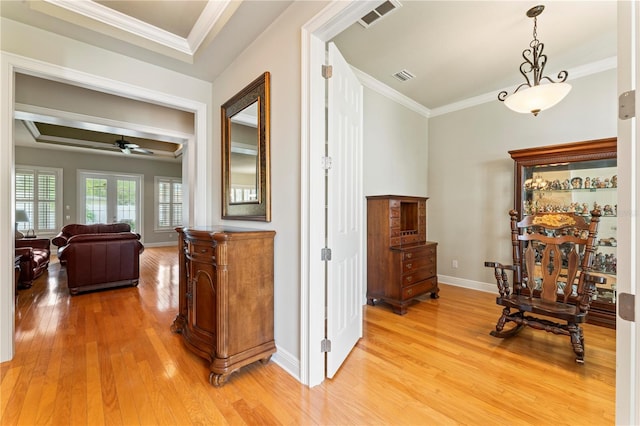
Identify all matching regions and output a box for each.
[15,166,62,234]
[155,177,182,230]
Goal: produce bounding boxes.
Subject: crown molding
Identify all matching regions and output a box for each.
[430,56,617,117]
[40,0,232,61]
[350,57,616,119]
[187,0,231,53]
[351,66,431,118]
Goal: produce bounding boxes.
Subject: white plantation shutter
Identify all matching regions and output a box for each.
[155,177,182,230]
[15,166,62,234]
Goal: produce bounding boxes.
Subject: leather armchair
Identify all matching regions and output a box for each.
[58,232,144,295]
[15,238,51,289]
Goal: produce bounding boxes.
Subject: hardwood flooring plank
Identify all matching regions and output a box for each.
[34,348,63,425]
[85,341,105,426]
[1,247,615,425]
[109,352,140,425]
[0,366,22,425]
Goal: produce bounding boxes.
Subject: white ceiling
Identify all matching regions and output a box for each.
[331,1,617,111]
[1,0,618,114]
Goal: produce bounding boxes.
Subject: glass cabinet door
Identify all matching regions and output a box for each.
[509,138,617,328]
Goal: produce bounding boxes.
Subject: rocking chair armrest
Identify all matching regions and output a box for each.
[582,272,606,286]
[484,262,517,298]
[484,262,516,270]
[576,273,607,312]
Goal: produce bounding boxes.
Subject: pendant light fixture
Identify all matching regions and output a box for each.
[498,5,571,116]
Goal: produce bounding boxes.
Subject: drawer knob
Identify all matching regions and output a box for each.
[406,276,413,283]
[406,263,413,269]
[406,253,413,259]
[200,248,207,253]
[407,288,413,295]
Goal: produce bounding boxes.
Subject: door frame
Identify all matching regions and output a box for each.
[300,0,380,387]
[0,51,209,362]
[615,2,639,423]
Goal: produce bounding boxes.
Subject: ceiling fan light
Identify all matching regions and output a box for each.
[503,82,572,116]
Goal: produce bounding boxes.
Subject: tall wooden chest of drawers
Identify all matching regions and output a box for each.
[171,226,276,386]
[366,195,439,315]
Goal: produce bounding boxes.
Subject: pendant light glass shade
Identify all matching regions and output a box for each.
[498,5,570,116]
[503,82,572,116]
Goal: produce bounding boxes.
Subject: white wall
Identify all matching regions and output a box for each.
[211,1,328,378]
[15,74,195,135]
[428,69,617,291]
[363,86,429,198]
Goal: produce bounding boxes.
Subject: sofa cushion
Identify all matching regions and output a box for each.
[52,223,132,247]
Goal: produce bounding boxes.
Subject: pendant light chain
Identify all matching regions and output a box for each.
[497,4,571,116]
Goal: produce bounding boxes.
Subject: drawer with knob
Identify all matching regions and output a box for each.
[402,245,436,261]
[401,256,435,274]
[187,242,217,262]
[402,277,437,300]
[401,268,435,287]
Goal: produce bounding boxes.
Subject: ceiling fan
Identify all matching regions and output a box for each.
[115,137,153,155]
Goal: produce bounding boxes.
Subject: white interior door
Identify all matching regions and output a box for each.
[616,2,639,424]
[326,42,364,378]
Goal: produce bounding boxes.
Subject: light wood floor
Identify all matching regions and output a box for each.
[1,246,615,425]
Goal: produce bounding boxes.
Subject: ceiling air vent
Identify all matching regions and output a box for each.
[358,0,402,28]
[392,69,415,82]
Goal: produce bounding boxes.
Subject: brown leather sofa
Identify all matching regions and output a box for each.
[52,223,133,261]
[54,224,144,295]
[15,238,51,289]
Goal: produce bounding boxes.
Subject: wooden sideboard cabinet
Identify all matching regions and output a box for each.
[171,226,276,386]
[366,195,439,315]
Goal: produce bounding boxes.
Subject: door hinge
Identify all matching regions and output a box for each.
[321,338,332,353]
[618,293,635,322]
[321,247,332,261]
[321,156,332,170]
[322,65,333,79]
[619,90,635,120]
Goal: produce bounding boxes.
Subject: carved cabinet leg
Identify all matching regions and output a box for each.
[209,372,230,387]
[260,355,272,365]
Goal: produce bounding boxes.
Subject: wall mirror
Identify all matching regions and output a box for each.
[222,72,270,221]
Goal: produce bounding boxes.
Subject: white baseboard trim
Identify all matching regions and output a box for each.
[272,344,300,382]
[438,275,495,294]
[142,241,178,248]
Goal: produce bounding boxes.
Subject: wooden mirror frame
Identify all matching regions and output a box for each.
[221,72,271,221]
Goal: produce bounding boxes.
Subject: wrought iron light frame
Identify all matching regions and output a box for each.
[498,5,570,116]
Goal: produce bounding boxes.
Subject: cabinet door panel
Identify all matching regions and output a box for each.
[190,266,216,337]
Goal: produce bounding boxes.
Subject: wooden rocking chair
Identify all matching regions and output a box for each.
[484,209,605,363]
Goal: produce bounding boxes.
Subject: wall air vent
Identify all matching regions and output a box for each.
[358,0,402,28]
[392,69,415,82]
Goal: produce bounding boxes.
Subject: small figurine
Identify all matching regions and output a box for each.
[581,203,589,215]
[584,177,591,188]
[603,204,614,216]
[611,175,617,188]
[524,178,533,190]
[571,177,582,189]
